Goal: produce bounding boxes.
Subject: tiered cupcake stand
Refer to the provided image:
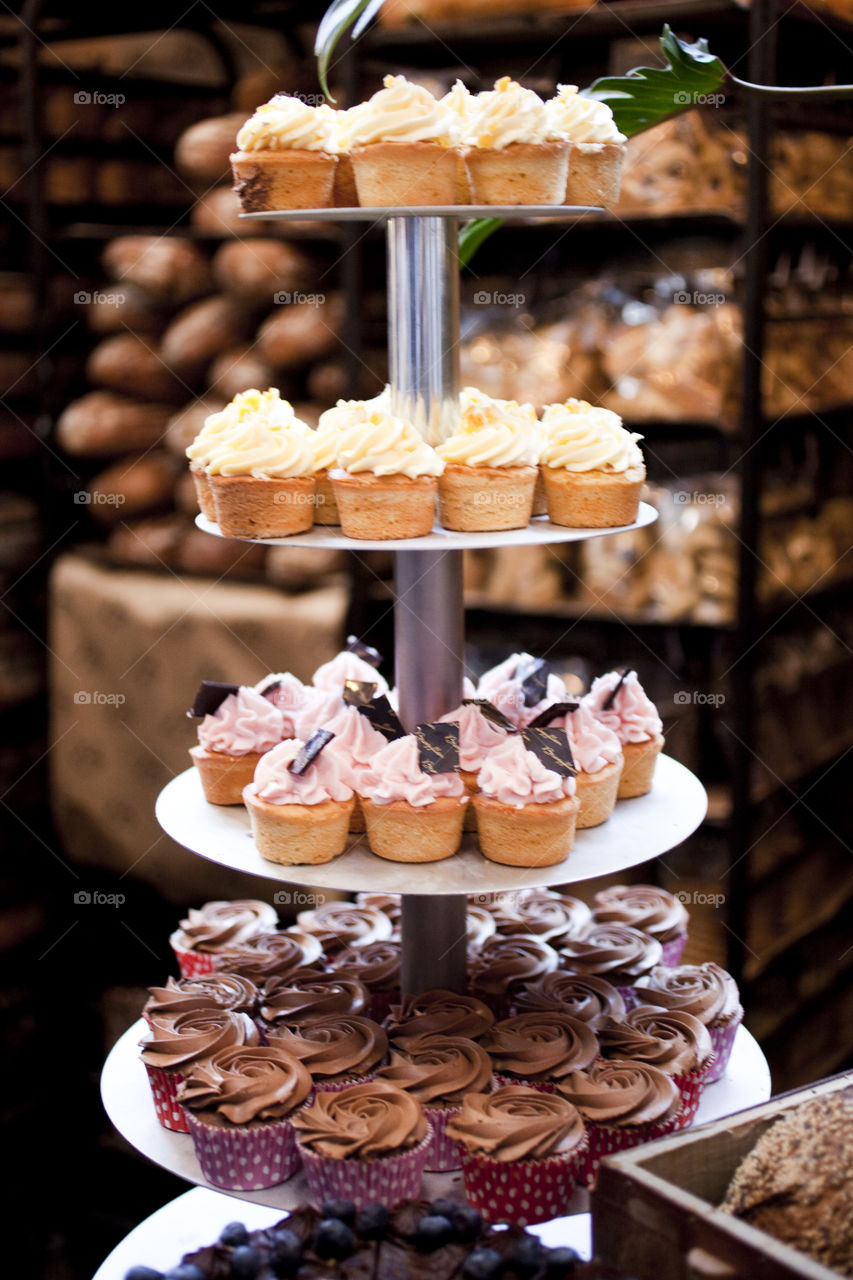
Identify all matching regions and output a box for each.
[98,207,771,1276]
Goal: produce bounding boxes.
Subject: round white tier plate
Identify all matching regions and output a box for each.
[91,1185,594,1280]
[241,204,604,221]
[194,501,658,551]
[101,1018,768,1232]
[157,755,706,894]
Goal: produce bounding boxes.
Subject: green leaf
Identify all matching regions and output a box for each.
[458,217,503,268]
[580,24,727,137]
[314,0,386,100]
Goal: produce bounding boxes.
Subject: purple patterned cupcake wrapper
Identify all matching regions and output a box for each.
[297,1124,433,1210]
[670,1055,715,1127]
[705,1010,743,1083]
[423,1106,462,1171]
[183,1107,301,1191]
[660,933,688,967]
[144,1063,189,1133]
[457,1136,588,1227]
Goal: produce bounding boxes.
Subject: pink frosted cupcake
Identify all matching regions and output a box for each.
[385,989,495,1049]
[331,940,402,1022]
[559,922,663,1009]
[265,1014,388,1091]
[476,653,569,729]
[189,685,284,806]
[214,930,323,988]
[178,1044,312,1190]
[585,668,664,798]
[512,970,626,1026]
[318,705,390,832]
[469,934,559,1020]
[169,900,278,979]
[295,902,393,956]
[593,884,689,966]
[446,1085,588,1226]
[292,1080,432,1209]
[139,1009,259,1132]
[473,734,579,868]
[358,734,468,863]
[144,972,260,1025]
[491,886,591,942]
[376,1034,493,1171]
[598,1004,714,1126]
[311,646,389,696]
[635,962,743,1083]
[483,1012,599,1092]
[243,736,355,867]
[551,701,624,828]
[255,671,312,738]
[258,974,370,1031]
[439,701,509,831]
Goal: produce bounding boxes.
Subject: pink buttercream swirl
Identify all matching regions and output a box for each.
[293,687,346,741]
[247,738,353,805]
[311,650,389,695]
[551,701,622,774]
[359,735,465,808]
[477,735,576,807]
[586,671,662,744]
[439,703,509,771]
[197,687,284,756]
[255,672,310,737]
[322,705,388,785]
[476,653,568,729]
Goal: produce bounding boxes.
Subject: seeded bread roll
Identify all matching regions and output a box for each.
[57,392,173,457]
[257,294,343,369]
[190,186,277,237]
[212,239,314,306]
[164,397,227,457]
[85,283,167,336]
[87,334,185,403]
[102,236,213,307]
[174,113,246,183]
[207,346,278,402]
[85,451,178,526]
[160,295,251,382]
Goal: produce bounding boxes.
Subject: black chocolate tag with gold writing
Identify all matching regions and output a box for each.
[601,667,633,711]
[187,681,240,718]
[526,701,579,729]
[518,657,549,707]
[461,699,517,732]
[362,695,406,742]
[415,722,460,774]
[289,729,335,776]
[343,679,378,707]
[346,635,382,668]
[521,726,577,777]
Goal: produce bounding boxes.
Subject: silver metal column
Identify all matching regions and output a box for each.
[387,215,467,996]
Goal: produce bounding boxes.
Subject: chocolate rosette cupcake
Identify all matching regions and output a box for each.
[483,1012,599,1089]
[169,899,278,978]
[512,971,626,1028]
[559,923,662,1006]
[466,905,497,949]
[492,888,592,943]
[144,972,260,1023]
[468,934,559,1019]
[599,1005,714,1125]
[355,892,402,933]
[446,1085,587,1225]
[331,940,401,1021]
[296,902,393,955]
[265,1015,388,1088]
[178,1043,312,1191]
[592,884,689,964]
[635,962,743,1082]
[139,1009,259,1132]
[214,931,323,986]
[385,989,494,1049]
[259,975,369,1029]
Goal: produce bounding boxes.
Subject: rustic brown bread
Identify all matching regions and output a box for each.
[85,282,167,335]
[212,239,313,305]
[86,333,186,402]
[176,525,267,576]
[207,346,278,402]
[107,515,186,568]
[190,185,277,236]
[164,397,227,457]
[102,235,213,307]
[160,294,251,381]
[174,113,246,183]
[85,451,178,526]
[57,392,173,457]
[257,293,343,368]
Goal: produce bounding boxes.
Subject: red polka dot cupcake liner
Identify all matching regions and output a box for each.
[144,1063,189,1132]
[297,1124,433,1210]
[169,935,216,979]
[183,1108,301,1191]
[581,1108,683,1187]
[660,933,688,967]
[493,1073,557,1094]
[670,1055,715,1127]
[705,1010,743,1083]
[423,1105,462,1171]
[456,1138,588,1226]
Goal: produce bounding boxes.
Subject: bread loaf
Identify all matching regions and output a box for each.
[85,283,167,335]
[257,294,343,368]
[190,186,277,236]
[87,333,185,402]
[108,515,186,568]
[207,346,278,402]
[86,451,178,526]
[102,236,213,307]
[160,294,251,381]
[165,397,227,457]
[56,392,173,456]
[174,113,247,183]
[176,525,267,576]
[212,239,313,305]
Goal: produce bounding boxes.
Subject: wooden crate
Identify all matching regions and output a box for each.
[592,1071,853,1280]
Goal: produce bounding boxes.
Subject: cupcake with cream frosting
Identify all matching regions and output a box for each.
[473,734,579,868]
[358,733,467,863]
[265,1014,388,1090]
[550,700,624,828]
[310,391,391,522]
[586,668,663,797]
[144,972,260,1024]
[312,647,390,695]
[139,1008,260,1132]
[331,940,402,1022]
[243,737,355,866]
[593,883,689,965]
[560,922,663,1007]
[190,685,284,806]
[258,974,369,1029]
[214,930,324,987]
[439,700,509,829]
[475,652,569,729]
[483,1012,599,1091]
[441,79,475,201]
[599,1004,715,1126]
[345,74,459,206]
[231,95,338,212]
[436,389,539,530]
[546,84,626,207]
[463,77,569,205]
[634,962,743,1083]
[169,899,278,978]
[512,970,626,1028]
[254,671,311,737]
[385,989,495,1049]
[468,933,559,1019]
[330,407,444,540]
[539,398,645,529]
[491,887,591,942]
[295,901,393,954]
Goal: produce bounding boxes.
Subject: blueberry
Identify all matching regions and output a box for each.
[462,1248,503,1280]
[268,1228,303,1276]
[314,1218,356,1260]
[219,1223,250,1247]
[429,1197,459,1221]
[452,1205,484,1242]
[544,1245,581,1277]
[354,1203,388,1239]
[124,1269,163,1280]
[164,1268,205,1280]
[320,1198,356,1226]
[229,1245,262,1278]
[414,1215,454,1252]
[511,1235,543,1275]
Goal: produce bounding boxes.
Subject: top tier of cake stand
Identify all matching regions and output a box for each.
[241,204,604,221]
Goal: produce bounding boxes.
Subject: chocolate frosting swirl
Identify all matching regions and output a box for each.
[592,884,689,943]
[260,975,369,1025]
[467,906,497,949]
[385,989,495,1047]
[292,1079,427,1158]
[215,931,323,985]
[558,1060,680,1127]
[446,1085,586,1161]
[144,973,259,1019]
[172,900,277,953]
[599,1005,712,1075]
[139,1010,259,1071]
[355,893,402,927]
[332,941,401,992]
[469,934,559,994]
[265,1015,388,1079]
[177,1044,312,1122]
[483,1012,599,1080]
[635,962,742,1025]
[296,903,393,953]
[492,889,592,942]
[512,971,626,1029]
[376,1035,493,1104]
[559,923,662,982]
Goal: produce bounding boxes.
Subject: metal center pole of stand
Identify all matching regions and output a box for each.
[387,215,467,997]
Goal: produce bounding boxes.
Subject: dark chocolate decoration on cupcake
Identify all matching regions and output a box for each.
[601,667,633,711]
[361,694,406,742]
[520,726,576,776]
[518,657,549,706]
[343,679,378,707]
[526,701,579,729]
[346,635,383,668]
[289,729,335,775]
[187,681,240,718]
[461,699,518,732]
[415,722,460,774]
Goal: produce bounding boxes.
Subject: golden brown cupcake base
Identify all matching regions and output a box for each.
[566,142,625,208]
[438,463,537,532]
[313,470,340,525]
[574,758,623,828]
[331,471,438,540]
[360,795,467,862]
[459,767,479,832]
[541,464,645,528]
[244,791,355,865]
[209,473,315,539]
[190,745,263,806]
[190,464,217,521]
[230,149,337,213]
[464,140,569,206]
[532,467,548,518]
[350,141,458,207]
[618,733,664,798]
[472,793,579,866]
